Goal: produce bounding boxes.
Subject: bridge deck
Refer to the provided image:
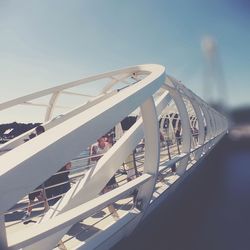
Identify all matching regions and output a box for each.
[4,143,185,249]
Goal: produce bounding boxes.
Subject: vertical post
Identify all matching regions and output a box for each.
[167,140,172,160]
[0,215,7,249]
[132,149,139,177]
[176,138,181,155]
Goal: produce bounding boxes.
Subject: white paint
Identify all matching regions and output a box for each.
[0,64,227,249]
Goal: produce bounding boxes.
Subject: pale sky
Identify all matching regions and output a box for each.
[0,0,249,123]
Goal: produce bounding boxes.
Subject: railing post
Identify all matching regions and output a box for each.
[0,216,7,249]
[176,137,181,155]
[167,140,172,159]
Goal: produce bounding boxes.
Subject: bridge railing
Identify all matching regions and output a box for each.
[4,131,224,249]
[7,174,152,249]
[0,64,228,249]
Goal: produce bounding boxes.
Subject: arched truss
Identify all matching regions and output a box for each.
[0,64,228,249]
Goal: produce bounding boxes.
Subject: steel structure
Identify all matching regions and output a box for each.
[0,64,227,249]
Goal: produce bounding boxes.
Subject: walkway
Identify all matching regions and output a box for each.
[4,141,182,249]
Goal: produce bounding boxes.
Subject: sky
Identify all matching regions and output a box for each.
[0,0,249,123]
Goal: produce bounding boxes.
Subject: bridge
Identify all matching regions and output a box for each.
[0,64,228,249]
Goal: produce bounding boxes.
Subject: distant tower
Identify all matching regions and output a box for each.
[201,36,227,107]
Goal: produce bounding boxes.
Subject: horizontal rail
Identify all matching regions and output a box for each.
[8,173,152,249]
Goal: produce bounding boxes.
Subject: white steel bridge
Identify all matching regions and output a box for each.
[0,64,228,249]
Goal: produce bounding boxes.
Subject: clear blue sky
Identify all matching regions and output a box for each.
[0,0,249,122]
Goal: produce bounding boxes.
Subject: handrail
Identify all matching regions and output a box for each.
[0,64,228,250]
[8,174,152,249]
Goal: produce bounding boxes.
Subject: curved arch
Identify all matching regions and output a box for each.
[0,64,228,250]
[176,85,206,160]
[164,76,191,175]
[44,91,61,122]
